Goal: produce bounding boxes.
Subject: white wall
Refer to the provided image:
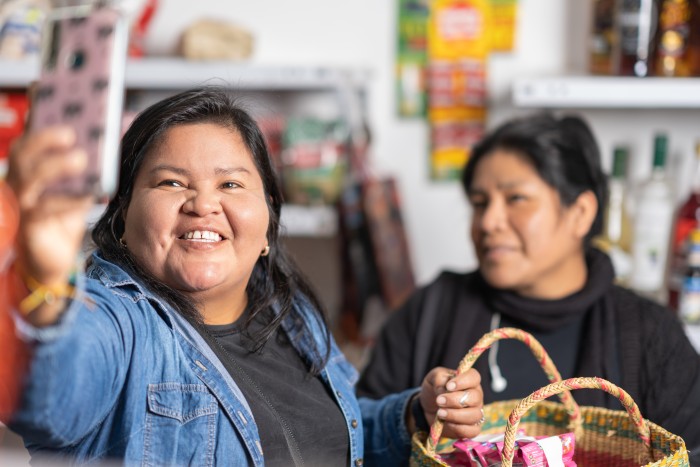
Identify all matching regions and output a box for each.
[144,0,700,285]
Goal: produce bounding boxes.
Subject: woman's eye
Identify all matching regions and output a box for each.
[469,199,487,210]
[221,181,241,190]
[158,179,183,188]
[507,194,526,203]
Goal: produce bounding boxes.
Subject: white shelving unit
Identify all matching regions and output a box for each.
[1,57,364,237]
[513,76,700,109]
[0,57,370,91]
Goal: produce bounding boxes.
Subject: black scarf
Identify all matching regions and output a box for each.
[479,248,619,407]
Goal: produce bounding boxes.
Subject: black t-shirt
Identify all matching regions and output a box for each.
[202,310,349,467]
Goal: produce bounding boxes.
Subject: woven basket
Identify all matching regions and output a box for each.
[410,328,689,467]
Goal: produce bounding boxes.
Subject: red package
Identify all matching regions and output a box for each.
[519,433,576,466]
[449,432,576,467]
[0,92,29,163]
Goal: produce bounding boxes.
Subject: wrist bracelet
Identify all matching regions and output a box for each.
[18,270,76,316]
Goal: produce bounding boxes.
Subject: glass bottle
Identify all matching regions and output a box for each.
[594,146,633,284]
[654,0,700,77]
[630,133,674,300]
[617,0,660,76]
[667,142,700,311]
[590,0,619,75]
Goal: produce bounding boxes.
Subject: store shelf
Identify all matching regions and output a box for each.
[0,57,370,90]
[86,202,337,237]
[513,76,700,109]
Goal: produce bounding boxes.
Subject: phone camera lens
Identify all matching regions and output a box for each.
[67,50,86,70]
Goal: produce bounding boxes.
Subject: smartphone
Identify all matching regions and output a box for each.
[30,4,128,197]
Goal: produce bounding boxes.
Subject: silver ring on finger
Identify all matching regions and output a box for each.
[475,407,486,426]
[458,390,471,408]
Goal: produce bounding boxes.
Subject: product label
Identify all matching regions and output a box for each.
[490,0,517,52]
[680,276,700,323]
[619,11,640,54]
[658,1,690,57]
[428,0,490,180]
[609,245,633,282]
[437,5,483,41]
[396,0,429,117]
[669,217,697,292]
[631,201,674,291]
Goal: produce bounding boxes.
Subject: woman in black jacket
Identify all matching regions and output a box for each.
[358,113,700,462]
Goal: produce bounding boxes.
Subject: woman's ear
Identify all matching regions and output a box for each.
[570,190,598,239]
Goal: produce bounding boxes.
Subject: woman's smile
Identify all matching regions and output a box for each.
[480,244,518,261]
[180,230,224,242]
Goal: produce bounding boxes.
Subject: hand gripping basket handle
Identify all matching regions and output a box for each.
[500,377,651,467]
[427,327,580,454]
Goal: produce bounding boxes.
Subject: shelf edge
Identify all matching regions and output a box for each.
[513,76,700,109]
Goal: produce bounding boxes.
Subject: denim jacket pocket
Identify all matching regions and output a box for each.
[143,383,218,467]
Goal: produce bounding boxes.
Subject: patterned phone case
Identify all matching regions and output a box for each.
[31,5,128,197]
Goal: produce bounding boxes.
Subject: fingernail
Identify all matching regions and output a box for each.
[446,381,457,391]
[437,409,447,419]
[437,396,447,406]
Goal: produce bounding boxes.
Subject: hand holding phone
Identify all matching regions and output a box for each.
[30,4,128,197]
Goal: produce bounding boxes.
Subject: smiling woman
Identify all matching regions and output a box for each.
[358,113,700,465]
[3,87,485,466]
[466,149,595,299]
[121,123,270,324]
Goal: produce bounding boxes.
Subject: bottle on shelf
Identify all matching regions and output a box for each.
[630,133,674,301]
[667,141,700,311]
[616,0,660,77]
[679,229,700,324]
[654,0,700,77]
[593,146,633,284]
[589,0,619,75]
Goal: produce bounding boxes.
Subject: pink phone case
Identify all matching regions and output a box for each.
[31,5,128,197]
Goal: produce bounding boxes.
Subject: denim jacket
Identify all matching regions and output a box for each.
[10,252,415,466]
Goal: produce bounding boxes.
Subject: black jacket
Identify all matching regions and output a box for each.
[358,269,700,463]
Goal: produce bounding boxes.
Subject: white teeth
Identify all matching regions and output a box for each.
[183,230,222,242]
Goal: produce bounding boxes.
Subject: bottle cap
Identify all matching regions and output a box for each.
[612,147,628,178]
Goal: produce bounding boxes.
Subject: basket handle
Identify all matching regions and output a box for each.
[427,327,580,454]
[500,377,651,467]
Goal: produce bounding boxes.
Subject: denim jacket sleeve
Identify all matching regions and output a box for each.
[10,276,138,447]
[359,388,417,467]
[294,294,416,467]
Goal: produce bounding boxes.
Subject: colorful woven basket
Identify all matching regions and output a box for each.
[410,328,689,467]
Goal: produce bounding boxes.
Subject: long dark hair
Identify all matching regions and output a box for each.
[91,87,330,373]
[461,113,608,245]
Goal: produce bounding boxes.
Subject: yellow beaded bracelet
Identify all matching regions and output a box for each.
[18,272,76,316]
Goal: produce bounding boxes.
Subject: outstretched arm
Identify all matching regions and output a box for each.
[6,126,92,327]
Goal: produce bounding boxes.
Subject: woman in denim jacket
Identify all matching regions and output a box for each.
[4,88,484,466]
